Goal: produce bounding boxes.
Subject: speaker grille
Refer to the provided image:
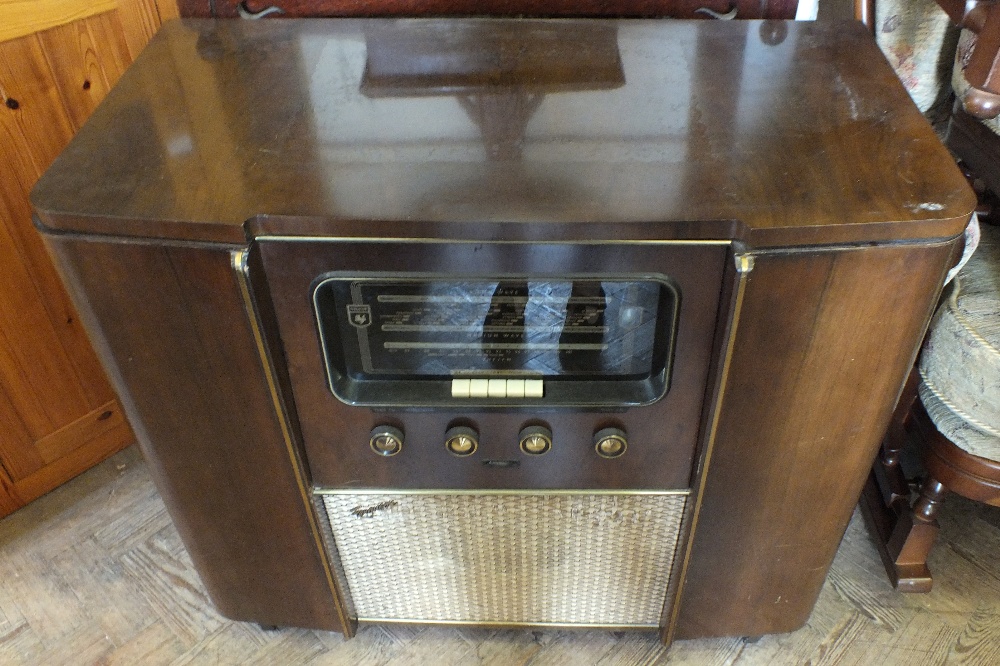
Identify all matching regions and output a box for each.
[318,491,687,627]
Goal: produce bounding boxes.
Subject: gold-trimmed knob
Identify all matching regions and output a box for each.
[594,427,627,459]
[445,426,479,457]
[519,425,552,455]
[370,426,404,457]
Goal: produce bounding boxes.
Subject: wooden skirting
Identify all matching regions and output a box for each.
[0,0,172,518]
[34,399,130,465]
[0,400,133,516]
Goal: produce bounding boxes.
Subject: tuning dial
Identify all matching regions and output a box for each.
[369,425,404,457]
[445,426,479,457]
[519,425,552,455]
[594,427,627,459]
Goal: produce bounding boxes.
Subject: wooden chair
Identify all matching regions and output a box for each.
[935,0,1000,119]
[858,0,1000,119]
[860,0,1000,592]
[861,223,999,591]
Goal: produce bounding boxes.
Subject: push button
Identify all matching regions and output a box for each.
[451,379,471,398]
[451,378,541,400]
[488,379,507,398]
[469,379,490,398]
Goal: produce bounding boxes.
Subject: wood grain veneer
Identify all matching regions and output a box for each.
[31,18,974,641]
[672,240,960,638]
[207,0,799,19]
[31,19,972,247]
[43,236,348,634]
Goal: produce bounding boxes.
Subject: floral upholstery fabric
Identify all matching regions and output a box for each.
[876,0,959,113]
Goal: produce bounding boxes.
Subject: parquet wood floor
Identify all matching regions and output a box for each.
[2,446,999,665]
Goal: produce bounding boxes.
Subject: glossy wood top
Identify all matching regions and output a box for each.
[191,0,800,21]
[32,18,975,247]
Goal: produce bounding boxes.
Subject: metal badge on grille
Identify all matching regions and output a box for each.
[317,491,687,627]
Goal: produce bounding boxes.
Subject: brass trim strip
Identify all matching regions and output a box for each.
[357,618,660,630]
[314,488,690,497]
[256,236,733,246]
[663,250,754,643]
[747,235,961,256]
[231,249,355,637]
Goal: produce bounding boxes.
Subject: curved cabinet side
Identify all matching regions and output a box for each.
[674,239,960,639]
[42,233,347,634]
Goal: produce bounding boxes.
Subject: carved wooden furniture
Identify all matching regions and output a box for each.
[862,0,1000,119]
[861,224,999,592]
[32,18,973,643]
[861,0,1000,594]
[934,0,1000,118]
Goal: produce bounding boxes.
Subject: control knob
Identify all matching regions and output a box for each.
[519,425,552,455]
[445,426,479,457]
[369,425,404,457]
[594,427,628,459]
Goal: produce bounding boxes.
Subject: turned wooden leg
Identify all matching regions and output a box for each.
[873,406,914,512]
[914,478,948,522]
[860,370,937,590]
[884,476,947,592]
[864,370,918,507]
[961,3,1000,120]
[861,471,945,592]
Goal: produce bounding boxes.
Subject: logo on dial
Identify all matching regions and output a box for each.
[347,304,372,328]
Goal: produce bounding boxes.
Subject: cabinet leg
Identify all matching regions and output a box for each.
[886,476,947,592]
[859,371,942,592]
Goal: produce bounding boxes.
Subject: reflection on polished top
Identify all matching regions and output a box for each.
[31,18,974,246]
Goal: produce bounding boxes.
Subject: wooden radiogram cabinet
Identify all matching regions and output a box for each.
[32,18,973,642]
[176,0,801,20]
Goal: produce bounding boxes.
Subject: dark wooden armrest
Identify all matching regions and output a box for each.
[936,0,1000,119]
[855,0,875,31]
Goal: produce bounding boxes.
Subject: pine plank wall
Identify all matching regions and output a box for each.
[0,0,178,517]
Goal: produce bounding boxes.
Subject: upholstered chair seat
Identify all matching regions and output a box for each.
[918,224,1000,462]
[862,221,1000,591]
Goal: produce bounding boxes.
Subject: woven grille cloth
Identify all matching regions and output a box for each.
[319,492,687,626]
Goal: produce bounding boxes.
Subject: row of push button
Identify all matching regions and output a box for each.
[451,378,544,399]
